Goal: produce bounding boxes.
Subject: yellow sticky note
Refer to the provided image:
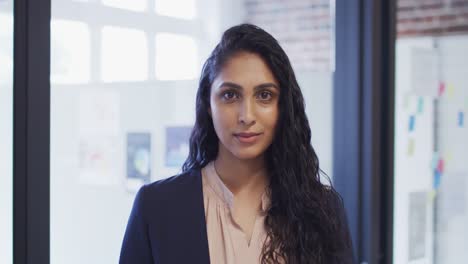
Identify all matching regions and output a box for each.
[428,189,437,201]
[408,138,415,156]
[447,84,455,98]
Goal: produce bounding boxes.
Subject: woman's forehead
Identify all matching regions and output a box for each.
[213,52,279,89]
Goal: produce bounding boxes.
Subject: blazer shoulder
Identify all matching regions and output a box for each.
[141,168,202,203]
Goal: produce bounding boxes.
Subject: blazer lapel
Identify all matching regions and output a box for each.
[166,168,210,263]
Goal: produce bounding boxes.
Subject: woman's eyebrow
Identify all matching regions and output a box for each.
[218,82,243,90]
[254,83,279,91]
[218,82,279,91]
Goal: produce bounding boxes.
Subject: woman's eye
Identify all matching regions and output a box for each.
[258,91,272,101]
[222,91,237,100]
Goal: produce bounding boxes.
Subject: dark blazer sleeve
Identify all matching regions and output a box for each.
[119,185,154,264]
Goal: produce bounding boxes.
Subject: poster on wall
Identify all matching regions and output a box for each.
[79,136,119,185]
[165,126,192,168]
[78,90,121,185]
[126,132,151,191]
[408,191,427,261]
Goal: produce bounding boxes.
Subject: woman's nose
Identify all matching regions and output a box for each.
[238,99,256,126]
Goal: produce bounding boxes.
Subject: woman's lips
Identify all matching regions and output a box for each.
[234,132,262,144]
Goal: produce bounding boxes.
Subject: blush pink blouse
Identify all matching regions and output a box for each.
[201,161,269,264]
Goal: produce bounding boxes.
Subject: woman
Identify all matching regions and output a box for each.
[120,24,353,264]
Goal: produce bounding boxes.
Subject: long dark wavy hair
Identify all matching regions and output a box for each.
[182,24,351,264]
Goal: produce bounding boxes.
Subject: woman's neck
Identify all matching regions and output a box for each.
[214,147,268,196]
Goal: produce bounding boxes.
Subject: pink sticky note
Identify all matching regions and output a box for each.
[437,159,445,174]
[438,82,445,97]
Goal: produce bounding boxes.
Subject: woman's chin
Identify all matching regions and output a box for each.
[231,148,264,160]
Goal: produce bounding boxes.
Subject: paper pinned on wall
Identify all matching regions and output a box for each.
[165,126,192,168]
[458,111,464,127]
[409,115,416,132]
[411,48,438,97]
[438,82,446,97]
[408,191,427,261]
[408,138,415,156]
[79,135,119,185]
[437,159,445,174]
[78,90,121,185]
[447,83,455,98]
[417,97,424,114]
[427,189,437,202]
[433,170,442,189]
[126,132,151,183]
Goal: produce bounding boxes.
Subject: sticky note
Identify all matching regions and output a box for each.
[409,115,416,132]
[438,82,445,97]
[433,171,442,189]
[437,159,445,174]
[447,84,455,98]
[428,189,437,201]
[417,97,424,114]
[408,138,415,156]
[459,111,464,127]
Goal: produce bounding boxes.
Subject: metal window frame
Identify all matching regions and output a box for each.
[13,0,51,263]
[333,0,396,263]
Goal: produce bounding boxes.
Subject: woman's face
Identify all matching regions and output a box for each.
[209,51,280,160]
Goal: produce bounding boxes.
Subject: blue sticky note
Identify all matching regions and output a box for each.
[409,115,415,132]
[417,97,424,114]
[459,111,464,127]
[433,171,442,189]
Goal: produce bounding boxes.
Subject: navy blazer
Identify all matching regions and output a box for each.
[119,168,354,264]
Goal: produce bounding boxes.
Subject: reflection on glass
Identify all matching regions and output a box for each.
[51,20,91,84]
[155,0,196,20]
[101,26,148,82]
[155,33,198,80]
[0,3,13,264]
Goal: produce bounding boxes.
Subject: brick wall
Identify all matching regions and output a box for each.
[244,0,468,72]
[398,0,468,37]
[245,0,332,72]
